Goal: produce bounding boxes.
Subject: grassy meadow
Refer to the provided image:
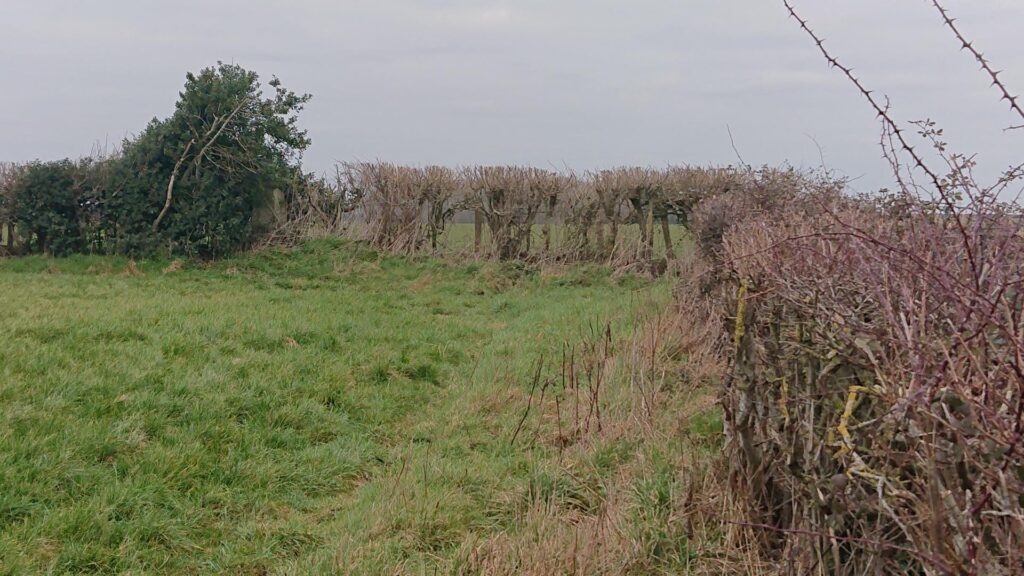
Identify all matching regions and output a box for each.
[0,239,720,575]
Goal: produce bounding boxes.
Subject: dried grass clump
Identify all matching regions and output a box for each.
[458,310,760,575]
[455,453,746,576]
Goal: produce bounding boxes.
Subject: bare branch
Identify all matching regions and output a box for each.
[929,0,1024,126]
[782,0,945,196]
[152,139,195,233]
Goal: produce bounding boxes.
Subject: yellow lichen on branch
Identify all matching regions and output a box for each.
[733,278,749,350]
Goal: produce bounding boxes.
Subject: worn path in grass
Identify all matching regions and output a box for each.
[0,239,700,574]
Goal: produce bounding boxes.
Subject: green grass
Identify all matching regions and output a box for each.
[0,239,684,574]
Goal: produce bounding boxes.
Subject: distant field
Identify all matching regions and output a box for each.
[400,222,690,258]
[0,239,718,574]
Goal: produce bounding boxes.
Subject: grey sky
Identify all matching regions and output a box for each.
[2,1,1022,192]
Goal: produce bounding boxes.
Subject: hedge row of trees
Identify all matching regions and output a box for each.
[277,161,771,267]
[4,144,820,270]
[0,59,797,266]
[2,62,819,269]
[1,63,311,257]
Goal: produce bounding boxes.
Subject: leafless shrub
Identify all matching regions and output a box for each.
[586,166,741,271]
[688,166,842,262]
[704,3,1024,573]
[721,192,1024,574]
[420,165,463,251]
[464,166,567,260]
[348,162,421,253]
[663,165,739,226]
[591,167,665,261]
[556,179,601,260]
[260,170,358,247]
[259,163,747,271]
[345,162,464,254]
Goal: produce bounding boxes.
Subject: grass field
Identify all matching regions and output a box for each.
[350,222,691,260]
[0,239,720,575]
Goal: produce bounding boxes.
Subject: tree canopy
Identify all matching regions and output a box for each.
[11,63,312,257]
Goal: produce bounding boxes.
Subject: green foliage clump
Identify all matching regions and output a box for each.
[11,159,94,256]
[107,63,311,256]
[11,63,311,257]
[103,62,311,255]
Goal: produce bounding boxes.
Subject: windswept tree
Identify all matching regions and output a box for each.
[106,62,311,256]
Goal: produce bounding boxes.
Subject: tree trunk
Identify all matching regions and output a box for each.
[430,216,438,252]
[637,211,649,246]
[543,196,555,253]
[474,210,483,253]
[661,214,676,260]
[646,203,655,261]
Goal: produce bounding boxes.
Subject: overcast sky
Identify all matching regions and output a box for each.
[2,1,1022,192]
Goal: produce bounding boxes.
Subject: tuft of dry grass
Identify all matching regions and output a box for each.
[161,259,184,274]
[449,305,768,575]
[120,260,144,277]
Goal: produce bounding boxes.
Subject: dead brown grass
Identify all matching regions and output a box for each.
[452,306,769,575]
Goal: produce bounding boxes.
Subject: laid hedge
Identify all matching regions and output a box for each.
[693,183,1024,574]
